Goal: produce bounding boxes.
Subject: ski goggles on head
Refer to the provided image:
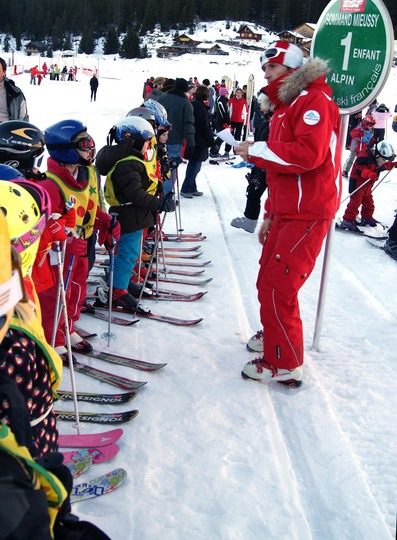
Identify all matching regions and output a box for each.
[261,47,288,67]
[75,135,95,152]
[75,135,96,160]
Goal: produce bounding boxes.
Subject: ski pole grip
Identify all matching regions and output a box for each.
[109,213,118,234]
[52,240,61,253]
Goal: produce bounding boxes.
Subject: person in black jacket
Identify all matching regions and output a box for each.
[158,78,195,195]
[210,86,231,157]
[89,74,99,101]
[95,116,160,311]
[230,90,271,233]
[181,85,214,198]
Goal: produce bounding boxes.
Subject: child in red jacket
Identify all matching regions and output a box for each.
[339,141,397,231]
[228,88,248,145]
[342,114,375,178]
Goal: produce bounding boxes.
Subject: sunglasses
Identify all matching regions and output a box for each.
[10,213,46,254]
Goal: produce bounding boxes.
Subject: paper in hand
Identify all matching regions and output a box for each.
[216,128,239,148]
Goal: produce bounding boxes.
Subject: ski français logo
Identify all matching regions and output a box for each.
[303,110,321,125]
[341,0,366,13]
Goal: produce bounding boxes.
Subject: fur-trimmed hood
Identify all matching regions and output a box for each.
[260,58,330,112]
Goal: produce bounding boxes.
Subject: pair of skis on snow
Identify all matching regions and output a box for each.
[60,345,166,396]
[60,428,126,503]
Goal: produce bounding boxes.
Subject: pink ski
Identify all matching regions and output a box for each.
[58,428,123,448]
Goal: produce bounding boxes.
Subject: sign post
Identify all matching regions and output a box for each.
[310,0,394,350]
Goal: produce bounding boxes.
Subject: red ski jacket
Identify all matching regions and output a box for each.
[248,59,341,221]
[229,96,248,123]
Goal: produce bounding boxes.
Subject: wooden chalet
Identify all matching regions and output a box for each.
[236,25,263,42]
[196,43,228,56]
[173,34,201,47]
[276,30,305,45]
[25,41,46,55]
[293,23,316,39]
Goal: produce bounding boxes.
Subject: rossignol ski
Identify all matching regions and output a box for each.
[56,409,139,425]
[57,390,137,405]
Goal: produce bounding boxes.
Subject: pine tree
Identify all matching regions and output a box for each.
[103,26,120,55]
[79,29,96,54]
[3,34,11,53]
[120,26,140,59]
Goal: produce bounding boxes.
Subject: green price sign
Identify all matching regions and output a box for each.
[311,0,394,114]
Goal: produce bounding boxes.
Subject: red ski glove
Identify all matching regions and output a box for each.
[361,169,377,181]
[381,160,396,171]
[41,217,68,245]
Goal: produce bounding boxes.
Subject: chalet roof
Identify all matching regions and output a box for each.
[198,43,221,50]
[237,24,262,35]
[278,30,305,39]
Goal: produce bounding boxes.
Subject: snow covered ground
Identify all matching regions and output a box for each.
[2,34,397,539]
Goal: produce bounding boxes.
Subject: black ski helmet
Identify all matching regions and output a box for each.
[0,121,45,174]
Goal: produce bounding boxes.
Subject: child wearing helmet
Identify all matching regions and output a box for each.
[37,119,120,356]
[0,120,46,179]
[95,116,160,312]
[339,141,397,232]
[342,115,376,178]
[0,182,63,458]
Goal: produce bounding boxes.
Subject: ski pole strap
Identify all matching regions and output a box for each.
[109,213,118,248]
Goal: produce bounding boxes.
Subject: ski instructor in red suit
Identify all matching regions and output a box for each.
[236,40,341,386]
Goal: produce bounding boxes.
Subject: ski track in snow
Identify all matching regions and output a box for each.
[206,167,394,539]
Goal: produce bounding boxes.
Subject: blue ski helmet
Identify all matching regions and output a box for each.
[0,164,25,180]
[45,119,87,164]
[114,116,154,149]
[143,99,170,128]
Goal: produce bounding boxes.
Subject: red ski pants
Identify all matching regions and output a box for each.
[38,251,88,347]
[343,180,375,221]
[256,217,331,370]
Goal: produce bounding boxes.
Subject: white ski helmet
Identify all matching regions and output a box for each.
[376,140,395,160]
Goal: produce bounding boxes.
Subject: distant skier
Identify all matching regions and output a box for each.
[90,73,99,101]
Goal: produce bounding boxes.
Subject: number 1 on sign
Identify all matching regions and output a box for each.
[340,32,352,71]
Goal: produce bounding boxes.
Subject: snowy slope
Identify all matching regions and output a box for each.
[2,43,396,540]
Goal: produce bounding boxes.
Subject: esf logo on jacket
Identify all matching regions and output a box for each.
[303,110,321,125]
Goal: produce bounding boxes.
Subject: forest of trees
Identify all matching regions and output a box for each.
[0,0,396,58]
